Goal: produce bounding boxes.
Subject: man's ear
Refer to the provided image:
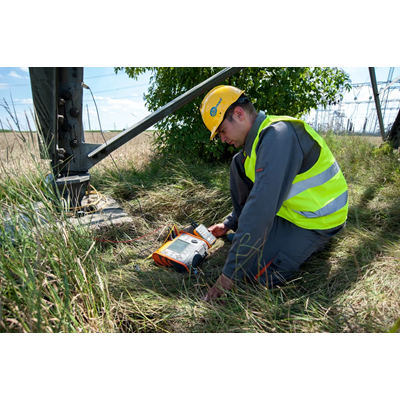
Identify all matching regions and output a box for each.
[233,106,245,121]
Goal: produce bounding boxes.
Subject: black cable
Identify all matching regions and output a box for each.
[179,199,219,229]
[84,83,151,222]
[179,202,198,228]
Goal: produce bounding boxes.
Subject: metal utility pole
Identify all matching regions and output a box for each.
[369,67,386,140]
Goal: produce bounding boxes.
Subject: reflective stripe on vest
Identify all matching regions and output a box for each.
[244,116,348,230]
[293,190,348,219]
[285,160,340,201]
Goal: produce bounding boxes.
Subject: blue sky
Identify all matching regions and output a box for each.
[0,67,399,133]
[0,67,153,132]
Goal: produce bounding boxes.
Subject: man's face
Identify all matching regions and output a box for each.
[217,110,247,148]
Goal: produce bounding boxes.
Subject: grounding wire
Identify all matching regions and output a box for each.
[83,82,156,225]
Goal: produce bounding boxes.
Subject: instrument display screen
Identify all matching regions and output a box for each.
[167,239,190,254]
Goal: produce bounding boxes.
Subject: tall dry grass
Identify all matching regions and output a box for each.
[0,129,120,332]
[1,126,399,333]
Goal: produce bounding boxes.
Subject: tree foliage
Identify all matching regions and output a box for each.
[115,67,351,161]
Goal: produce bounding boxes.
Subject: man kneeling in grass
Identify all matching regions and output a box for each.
[200,86,348,301]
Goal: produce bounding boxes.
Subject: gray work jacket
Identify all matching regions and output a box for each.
[222,112,342,280]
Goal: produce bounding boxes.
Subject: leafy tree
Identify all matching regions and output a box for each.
[115,67,351,161]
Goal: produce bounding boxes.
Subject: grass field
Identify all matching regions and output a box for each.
[1,128,399,333]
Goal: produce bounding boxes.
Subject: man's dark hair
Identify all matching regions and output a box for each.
[224,94,257,121]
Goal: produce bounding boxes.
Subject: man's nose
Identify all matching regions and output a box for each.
[220,133,227,143]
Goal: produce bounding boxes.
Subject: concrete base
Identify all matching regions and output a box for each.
[69,195,133,229]
[1,196,132,245]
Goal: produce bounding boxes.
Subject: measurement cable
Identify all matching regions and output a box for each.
[179,199,218,228]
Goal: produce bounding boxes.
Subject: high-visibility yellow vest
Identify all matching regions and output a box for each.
[244,116,348,230]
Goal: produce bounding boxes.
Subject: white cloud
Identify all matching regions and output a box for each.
[8,71,23,78]
[0,83,10,89]
[19,67,29,72]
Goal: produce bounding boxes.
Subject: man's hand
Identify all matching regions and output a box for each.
[208,223,230,238]
[202,274,234,302]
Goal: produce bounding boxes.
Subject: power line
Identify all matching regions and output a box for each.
[84,71,128,80]
[2,90,148,106]
[1,82,149,106]
[83,83,148,96]
[85,73,121,79]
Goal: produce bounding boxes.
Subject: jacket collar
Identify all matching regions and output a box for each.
[244,111,267,156]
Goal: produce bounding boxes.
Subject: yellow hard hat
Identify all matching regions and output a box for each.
[200,85,245,140]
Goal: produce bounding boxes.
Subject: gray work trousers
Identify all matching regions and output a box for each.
[241,215,333,288]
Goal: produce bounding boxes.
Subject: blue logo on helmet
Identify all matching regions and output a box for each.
[210,98,223,117]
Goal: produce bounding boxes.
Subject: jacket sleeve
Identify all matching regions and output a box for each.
[223,151,253,231]
[223,211,238,232]
[222,122,305,281]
